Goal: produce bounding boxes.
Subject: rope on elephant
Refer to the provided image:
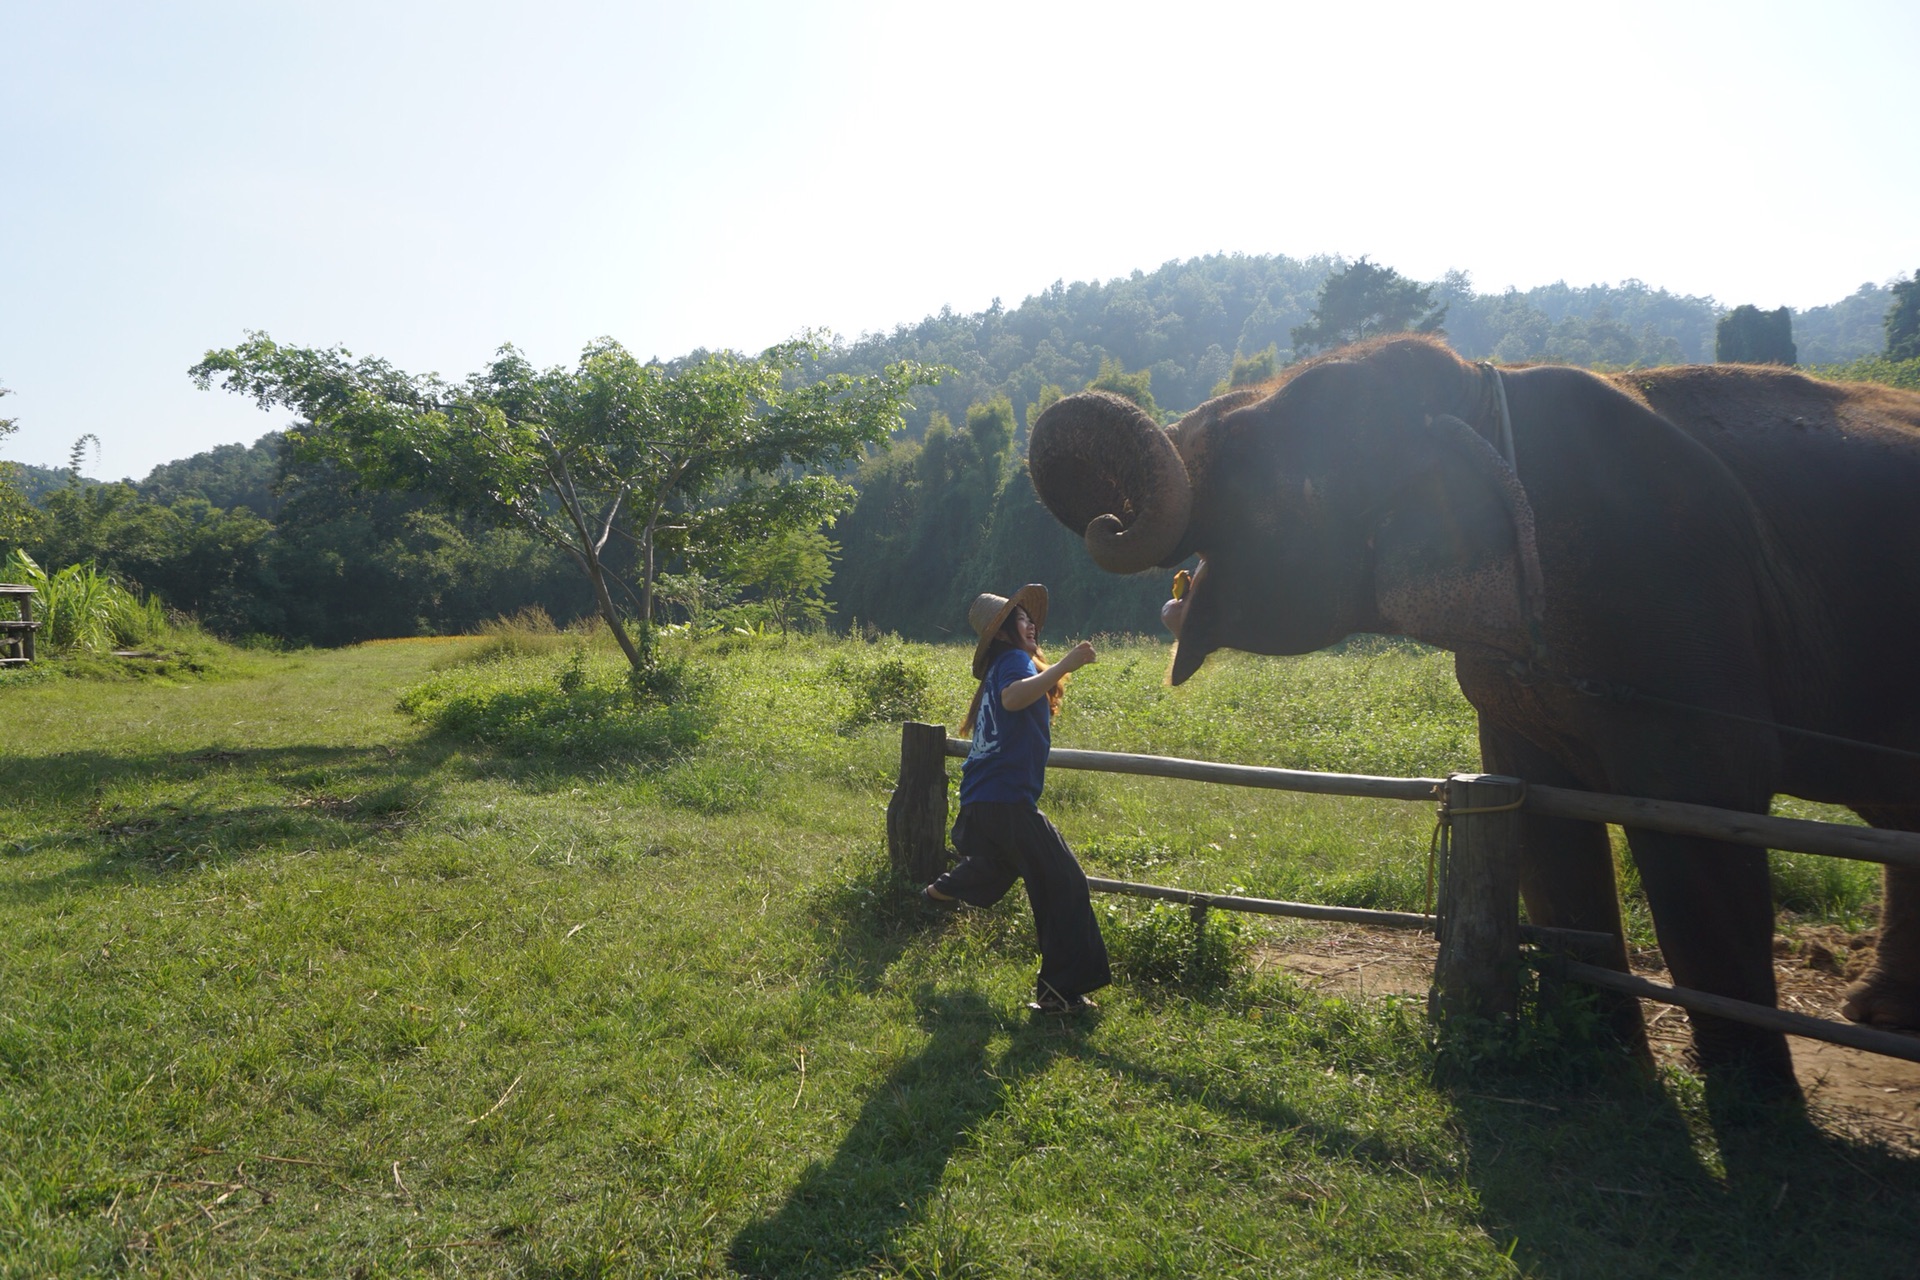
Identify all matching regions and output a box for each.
[1476,361,1517,469]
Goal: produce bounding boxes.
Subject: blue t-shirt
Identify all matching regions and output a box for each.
[959,649,1051,806]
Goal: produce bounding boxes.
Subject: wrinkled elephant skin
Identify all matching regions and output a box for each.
[1029,337,1920,1095]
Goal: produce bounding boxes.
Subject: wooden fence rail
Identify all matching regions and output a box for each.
[951,737,1920,869]
[1081,876,1618,949]
[885,722,1920,1068]
[1556,961,1920,1065]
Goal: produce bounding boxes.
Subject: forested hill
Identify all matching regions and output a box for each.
[812,253,1893,441]
[5,254,1904,647]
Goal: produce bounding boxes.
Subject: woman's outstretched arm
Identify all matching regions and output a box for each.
[1000,641,1096,711]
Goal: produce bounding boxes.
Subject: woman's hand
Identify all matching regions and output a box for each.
[1000,640,1096,710]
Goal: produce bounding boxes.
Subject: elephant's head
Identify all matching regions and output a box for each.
[1028,338,1544,683]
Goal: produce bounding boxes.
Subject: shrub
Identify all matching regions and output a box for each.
[1103,900,1247,992]
[398,651,711,761]
[824,641,934,731]
[625,652,707,706]
[4,549,172,654]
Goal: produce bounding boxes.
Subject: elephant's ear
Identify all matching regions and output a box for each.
[1369,414,1544,651]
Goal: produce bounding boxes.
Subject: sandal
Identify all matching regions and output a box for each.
[1028,984,1098,1015]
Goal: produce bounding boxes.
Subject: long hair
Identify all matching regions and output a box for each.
[961,625,1066,734]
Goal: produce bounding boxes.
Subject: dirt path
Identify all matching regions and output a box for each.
[1253,921,1920,1154]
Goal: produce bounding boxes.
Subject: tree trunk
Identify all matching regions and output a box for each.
[582,544,643,671]
[636,529,655,667]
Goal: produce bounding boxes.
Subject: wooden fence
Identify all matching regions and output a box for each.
[884,721,1920,1066]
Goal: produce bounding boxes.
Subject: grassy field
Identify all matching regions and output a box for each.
[1,633,1914,1278]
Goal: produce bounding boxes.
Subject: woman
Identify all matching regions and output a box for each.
[924,583,1111,1014]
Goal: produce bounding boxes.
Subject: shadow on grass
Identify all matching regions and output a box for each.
[3,707,710,901]
[800,859,959,994]
[728,989,1087,1279]
[1454,1072,1920,1279]
[0,741,457,900]
[1064,1032,1441,1175]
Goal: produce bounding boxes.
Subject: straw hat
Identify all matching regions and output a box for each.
[967,584,1049,679]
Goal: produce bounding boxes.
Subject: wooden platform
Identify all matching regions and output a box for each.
[0,583,39,665]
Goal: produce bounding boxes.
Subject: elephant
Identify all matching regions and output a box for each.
[1028,335,1920,1095]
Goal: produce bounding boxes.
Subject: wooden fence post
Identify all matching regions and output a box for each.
[1430,773,1524,1028]
[886,722,950,883]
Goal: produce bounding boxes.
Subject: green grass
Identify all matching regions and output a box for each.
[1,633,1914,1277]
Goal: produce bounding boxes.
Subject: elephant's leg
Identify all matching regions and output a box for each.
[1842,806,1920,1029]
[1623,827,1798,1097]
[1478,724,1647,1055]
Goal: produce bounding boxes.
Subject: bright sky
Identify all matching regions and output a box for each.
[3,0,1915,479]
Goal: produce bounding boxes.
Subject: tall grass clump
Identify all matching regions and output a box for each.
[453,605,573,664]
[398,644,712,761]
[1104,900,1249,992]
[4,548,172,654]
[824,638,934,731]
[1768,850,1880,923]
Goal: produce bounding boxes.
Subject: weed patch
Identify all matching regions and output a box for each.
[398,649,711,762]
[823,638,935,731]
[1769,849,1880,922]
[1430,958,1628,1087]
[1104,900,1250,993]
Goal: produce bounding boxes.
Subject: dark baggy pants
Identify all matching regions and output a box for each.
[935,801,1111,1001]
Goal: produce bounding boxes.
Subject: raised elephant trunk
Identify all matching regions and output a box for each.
[1028,391,1193,573]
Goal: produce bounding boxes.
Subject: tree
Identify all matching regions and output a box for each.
[1023,384,1065,436]
[827,394,1018,639]
[730,527,838,634]
[1087,356,1157,416]
[139,433,283,518]
[965,395,1016,461]
[191,333,937,671]
[66,433,101,482]
[1211,344,1279,395]
[1289,259,1447,356]
[1716,304,1797,365]
[1887,270,1920,363]
[0,384,33,550]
